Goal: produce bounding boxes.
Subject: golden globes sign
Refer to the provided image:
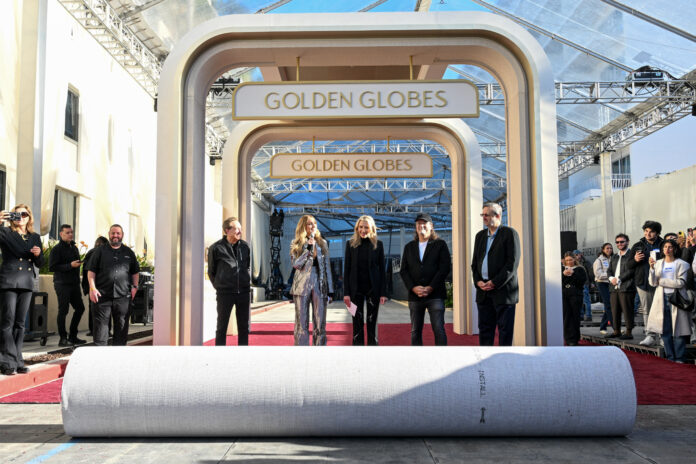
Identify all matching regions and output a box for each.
[270,153,432,178]
[232,80,478,119]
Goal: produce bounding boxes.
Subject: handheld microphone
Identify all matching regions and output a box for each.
[308,232,315,250]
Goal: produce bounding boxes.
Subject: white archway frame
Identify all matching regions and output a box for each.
[153,12,562,346]
[223,120,482,341]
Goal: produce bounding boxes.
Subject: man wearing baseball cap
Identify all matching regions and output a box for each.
[399,213,451,345]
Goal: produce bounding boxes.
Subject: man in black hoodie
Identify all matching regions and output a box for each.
[628,220,663,346]
[207,217,251,346]
[49,224,86,346]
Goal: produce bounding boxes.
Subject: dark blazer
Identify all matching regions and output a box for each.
[0,226,44,290]
[471,225,520,305]
[400,238,451,301]
[344,239,386,299]
[607,250,636,292]
[49,239,81,286]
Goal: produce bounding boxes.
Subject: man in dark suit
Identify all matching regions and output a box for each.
[49,224,86,347]
[471,202,520,346]
[400,213,451,346]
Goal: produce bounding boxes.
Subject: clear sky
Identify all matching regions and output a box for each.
[629,115,696,184]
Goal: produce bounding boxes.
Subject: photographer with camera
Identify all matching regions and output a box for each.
[49,224,87,347]
[0,205,44,376]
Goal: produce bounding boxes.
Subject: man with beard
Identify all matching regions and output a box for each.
[87,225,140,346]
[628,221,663,346]
[605,233,636,340]
[471,202,521,346]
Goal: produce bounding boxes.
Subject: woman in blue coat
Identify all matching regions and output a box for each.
[0,204,44,375]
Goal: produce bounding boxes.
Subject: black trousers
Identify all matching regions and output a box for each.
[55,284,85,339]
[93,297,131,346]
[0,289,32,369]
[216,292,250,346]
[477,293,516,346]
[610,291,636,334]
[351,293,380,345]
[562,291,582,344]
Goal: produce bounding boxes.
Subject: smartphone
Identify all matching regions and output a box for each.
[649,250,658,261]
[7,211,22,221]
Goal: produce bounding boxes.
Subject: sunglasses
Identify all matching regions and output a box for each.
[615,240,626,244]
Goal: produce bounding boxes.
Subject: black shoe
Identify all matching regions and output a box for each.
[58,338,72,347]
[619,334,634,340]
[0,366,16,376]
[604,332,621,339]
[69,337,87,345]
[16,366,29,374]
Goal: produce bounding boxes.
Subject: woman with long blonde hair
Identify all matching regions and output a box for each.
[290,215,333,345]
[343,215,387,345]
[0,204,44,375]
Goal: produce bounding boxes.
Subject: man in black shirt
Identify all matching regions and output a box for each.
[207,217,251,346]
[48,224,86,346]
[87,224,140,346]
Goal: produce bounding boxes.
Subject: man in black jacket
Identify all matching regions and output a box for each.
[471,202,520,346]
[207,217,251,346]
[48,224,86,346]
[628,220,663,346]
[400,213,451,346]
[605,233,636,340]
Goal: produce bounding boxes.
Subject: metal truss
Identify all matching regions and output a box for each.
[281,204,452,215]
[256,179,451,194]
[58,0,162,97]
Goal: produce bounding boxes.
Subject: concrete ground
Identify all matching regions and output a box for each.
[0,404,694,463]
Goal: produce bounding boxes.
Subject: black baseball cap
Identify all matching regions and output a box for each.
[415,213,433,223]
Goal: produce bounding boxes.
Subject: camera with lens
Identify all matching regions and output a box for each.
[7,212,22,221]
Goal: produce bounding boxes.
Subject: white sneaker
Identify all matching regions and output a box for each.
[639,335,655,346]
[599,329,607,335]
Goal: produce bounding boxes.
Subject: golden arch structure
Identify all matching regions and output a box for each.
[153,12,563,347]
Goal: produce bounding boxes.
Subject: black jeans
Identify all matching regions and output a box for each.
[55,284,85,339]
[562,291,582,344]
[409,298,447,346]
[93,297,131,346]
[0,289,32,369]
[216,292,250,346]
[351,293,380,345]
[477,294,516,346]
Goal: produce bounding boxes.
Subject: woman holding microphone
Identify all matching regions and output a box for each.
[290,215,333,346]
[343,215,387,345]
[0,205,44,376]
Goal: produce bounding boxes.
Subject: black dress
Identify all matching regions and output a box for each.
[562,265,586,345]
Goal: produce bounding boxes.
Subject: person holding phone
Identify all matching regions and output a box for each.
[290,215,333,345]
[49,224,87,347]
[562,252,586,346]
[645,239,692,362]
[343,215,387,345]
[0,205,44,376]
[629,220,664,346]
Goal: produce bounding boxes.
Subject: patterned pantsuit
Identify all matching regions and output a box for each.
[293,268,327,346]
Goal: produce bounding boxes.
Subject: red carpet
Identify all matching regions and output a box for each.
[2,323,694,404]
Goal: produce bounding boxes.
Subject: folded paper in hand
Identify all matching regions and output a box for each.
[346,302,357,316]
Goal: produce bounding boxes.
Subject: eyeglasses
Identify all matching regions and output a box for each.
[480,213,492,217]
[615,240,626,244]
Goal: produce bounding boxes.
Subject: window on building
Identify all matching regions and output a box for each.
[612,156,631,175]
[64,88,79,142]
[50,189,77,240]
[0,169,6,211]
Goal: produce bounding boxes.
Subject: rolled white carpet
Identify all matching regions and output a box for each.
[61,346,636,437]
